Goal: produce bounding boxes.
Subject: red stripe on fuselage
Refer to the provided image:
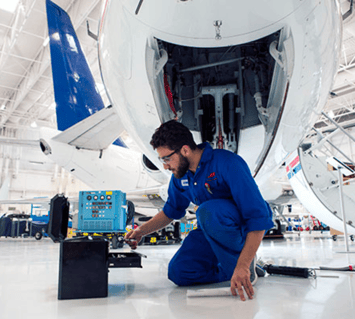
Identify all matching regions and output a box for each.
[290,156,300,168]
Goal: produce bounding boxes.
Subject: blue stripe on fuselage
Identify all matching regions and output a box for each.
[287,163,302,180]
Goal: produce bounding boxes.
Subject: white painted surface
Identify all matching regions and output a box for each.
[0,235,354,319]
[99,0,342,197]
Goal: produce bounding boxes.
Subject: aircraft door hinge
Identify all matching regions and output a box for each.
[269,41,284,69]
[269,38,294,80]
[155,49,168,77]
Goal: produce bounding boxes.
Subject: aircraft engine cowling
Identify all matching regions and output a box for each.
[142,154,170,185]
[39,139,52,155]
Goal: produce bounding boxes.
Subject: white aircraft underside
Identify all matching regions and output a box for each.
[97,0,355,235]
[13,0,354,234]
[99,0,342,192]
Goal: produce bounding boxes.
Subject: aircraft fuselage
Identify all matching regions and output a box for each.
[98,0,342,200]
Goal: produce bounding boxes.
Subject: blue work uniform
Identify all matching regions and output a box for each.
[163,142,274,286]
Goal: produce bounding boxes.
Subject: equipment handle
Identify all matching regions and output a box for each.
[265,265,310,278]
[319,265,355,271]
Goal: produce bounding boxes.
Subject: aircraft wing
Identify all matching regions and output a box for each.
[127,194,165,210]
[268,193,299,206]
[0,197,52,212]
[126,185,167,210]
[52,106,124,150]
[0,184,166,212]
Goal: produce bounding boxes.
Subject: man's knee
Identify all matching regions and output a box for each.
[196,201,216,228]
[196,200,222,232]
[168,259,190,286]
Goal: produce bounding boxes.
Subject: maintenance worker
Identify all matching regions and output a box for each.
[125,120,274,301]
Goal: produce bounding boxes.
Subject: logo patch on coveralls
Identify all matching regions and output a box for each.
[208,172,216,179]
[206,172,217,182]
[181,179,189,187]
[205,172,217,194]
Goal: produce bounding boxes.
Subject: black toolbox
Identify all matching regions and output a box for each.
[47,194,144,300]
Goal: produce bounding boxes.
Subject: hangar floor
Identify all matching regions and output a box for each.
[0,233,354,319]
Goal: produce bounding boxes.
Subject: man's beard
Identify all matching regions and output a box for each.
[174,154,190,179]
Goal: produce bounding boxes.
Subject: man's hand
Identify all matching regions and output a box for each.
[124,210,173,249]
[124,228,144,250]
[230,265,254,301]
[230,230,264,300]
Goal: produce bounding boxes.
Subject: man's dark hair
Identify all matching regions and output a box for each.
[150,120,197,151]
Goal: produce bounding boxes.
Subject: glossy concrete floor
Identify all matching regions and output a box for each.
[0,233,355,319]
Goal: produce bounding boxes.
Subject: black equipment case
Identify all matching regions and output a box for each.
[47,194,144,300]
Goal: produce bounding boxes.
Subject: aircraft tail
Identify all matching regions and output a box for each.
[45,0,105,131]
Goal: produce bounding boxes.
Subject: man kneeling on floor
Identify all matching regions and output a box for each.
[125,120,273,301]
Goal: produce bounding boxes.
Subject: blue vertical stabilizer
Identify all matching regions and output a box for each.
[46,0,105,131]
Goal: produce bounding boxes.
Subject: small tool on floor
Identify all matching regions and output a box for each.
[257,259,316,278]
[258,260,343,278]
[263,264,316,278]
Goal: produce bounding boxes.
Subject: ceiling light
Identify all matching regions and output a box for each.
[0,104,6,110]
[0,0,20,13]
[328,110,335,118]
[30,121,37,128]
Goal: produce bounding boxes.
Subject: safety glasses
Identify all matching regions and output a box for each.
[158,149,180,164]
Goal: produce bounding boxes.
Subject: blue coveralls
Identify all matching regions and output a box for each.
[163,142,274,286]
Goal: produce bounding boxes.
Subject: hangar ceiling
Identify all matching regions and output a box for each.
[0,0,354,200]
[0,0,105,133]
[315,0,355,131]
[0,0,105,199]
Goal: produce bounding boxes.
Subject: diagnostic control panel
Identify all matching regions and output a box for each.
[77,190,127,233]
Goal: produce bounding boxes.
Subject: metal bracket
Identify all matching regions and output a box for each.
[86,21,98,41]
[343,0,353,20]
[202,85,237,151]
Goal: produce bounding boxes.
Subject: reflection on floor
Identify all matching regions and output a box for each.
[0,233,354,319]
